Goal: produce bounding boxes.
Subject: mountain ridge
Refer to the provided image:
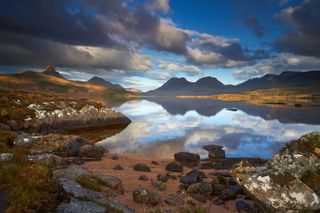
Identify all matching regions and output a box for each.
[147,71,320,95]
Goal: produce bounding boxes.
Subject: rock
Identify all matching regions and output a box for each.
[152,180,167,191]
[79,144,104,159]
[199,162,215,169]
[113,165,124,170]
[139,175,149,181]
[157,174,170,183]
[151,161,159,165]
[132,188,160,205]
[174,152,200,167]
[233,132,320,211]
[203,144,225,160]
[0,153,14,162]
[111,155,119,160]
[218,185,243,201]
[58,178,134,213]
[234,166,320,211]
[14,134,41,146]
[27,154,69,168]
[133,163,150,172]
[235,200,254,213]
[0,123,10,130]
[32,134,86,157]
[57,197,105,213]
[212,198,224,206]
[93,173,122,190]
[165,162,183,172]
[180,170,205,185]
[164,194,185,206]
[187,181,212,202]
[270,132,320,180]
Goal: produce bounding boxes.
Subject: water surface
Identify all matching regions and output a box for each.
[98,98,320,159]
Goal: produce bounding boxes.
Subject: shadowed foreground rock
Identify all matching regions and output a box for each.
[233,132,320,211]
[174,152,200,167]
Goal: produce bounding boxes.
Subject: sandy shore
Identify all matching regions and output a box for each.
[83,152,252,213]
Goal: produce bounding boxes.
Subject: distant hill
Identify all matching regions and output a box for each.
[87,76,125,91]
[0,66,133,98]
[147,71,320,96]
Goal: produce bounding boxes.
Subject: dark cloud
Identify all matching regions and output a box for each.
[244,17,266,38]
[276,0,320,57]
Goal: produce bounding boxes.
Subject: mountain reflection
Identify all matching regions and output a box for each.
[98,99,320,159]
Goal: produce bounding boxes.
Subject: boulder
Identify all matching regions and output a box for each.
[133,163,150,172]
[164,194,185,206]
[14,134,41,146]
[79,144,105,159]
[0,153,14,162]
[180,170,205,185]
[235,200,254,213]
[32,134,86,157]
[187,181,212,202]
[218,185,243,201]
[113,165,124,170]
[93,173,122,190]
[132,188,160,205]
[152,180,167,191]
[233,163,320,211]
[165,162,183,172]
[138,175,149,181]
[270,131,320,180]
[203,144,225,160]
[27,154,69,168]
[174,152,200,167]
[57,197,105,213]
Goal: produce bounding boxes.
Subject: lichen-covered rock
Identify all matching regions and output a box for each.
[27,153,69,168]
[14,134,41,146]
[270,131,320,180]
[174,152,200,167]
[187,181,212,202]
[25,102,131,132]
[0,153,14,162]
[233,132,320,211]
[132,188,160,205]
[234,164,320,211]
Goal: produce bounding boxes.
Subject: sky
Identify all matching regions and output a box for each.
[0,0,320,91]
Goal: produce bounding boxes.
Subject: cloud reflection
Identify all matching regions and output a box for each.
[98,99,320,159]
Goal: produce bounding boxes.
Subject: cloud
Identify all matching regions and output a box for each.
[244,17,266,38]
[147,0,170,13]
[234,53,320,80]
[275,0,320,57]
[157,61,202,75]
[0,31,152,71]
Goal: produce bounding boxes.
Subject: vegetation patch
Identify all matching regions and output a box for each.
[0,162,64,213]
[76,174,106,192]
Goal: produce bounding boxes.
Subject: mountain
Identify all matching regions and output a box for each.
[147,71,320,96]
[87,76,125,91]
[42,65,65,79]
[0,67,131,97]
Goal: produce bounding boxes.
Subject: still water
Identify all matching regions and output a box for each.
[98,98,320,159]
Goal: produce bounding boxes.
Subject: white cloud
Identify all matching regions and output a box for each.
[234,53,320,80]
[157,60,202,75]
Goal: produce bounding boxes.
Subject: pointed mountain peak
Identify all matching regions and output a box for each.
[42,65,64,78]
[88,76,108,84]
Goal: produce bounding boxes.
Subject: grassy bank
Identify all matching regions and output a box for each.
[177,87,320,107]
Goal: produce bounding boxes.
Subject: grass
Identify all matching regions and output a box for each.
[0,162,64,213]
